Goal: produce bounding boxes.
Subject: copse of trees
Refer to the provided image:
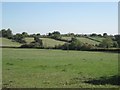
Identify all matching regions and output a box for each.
[21,36,43,48]
[114,35,120,48]
[0,28,13,39]
[98,37,114,48]
[13,33,26,43]
[54,37,94,50]
[48,31,61,39]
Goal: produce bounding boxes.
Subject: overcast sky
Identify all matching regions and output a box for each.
[2,2,118,35]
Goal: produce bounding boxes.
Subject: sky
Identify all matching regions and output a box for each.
[2,2,118,35]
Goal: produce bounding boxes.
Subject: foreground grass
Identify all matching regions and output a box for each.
[2,48,118,88]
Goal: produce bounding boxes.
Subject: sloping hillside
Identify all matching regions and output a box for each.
[0,38,21,47]
[76,37,100,45]
[87,36,105,42]
[61,36,101,45]
[1,36,103,48]
[25,37,66,47]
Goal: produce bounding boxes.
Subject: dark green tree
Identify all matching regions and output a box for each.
[13,33,26,43]
[114,35,120,48]
[34,36,43,47]
[90,33,97,37]
[6,28,13,39]
[51,31,61,39]
[99,37,113,48]
[103,33,108,37]
[22,32,28,37]
[0,28,13,39]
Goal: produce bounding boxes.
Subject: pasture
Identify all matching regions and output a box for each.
[88,36,105,42]
[0,38,21,47]
[2,48,118,88]
[76,37,100,45]
[25,37,66,47]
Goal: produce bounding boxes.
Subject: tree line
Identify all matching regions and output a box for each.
[0,28,120,50]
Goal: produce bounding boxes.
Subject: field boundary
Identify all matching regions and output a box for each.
[1,46,120,53]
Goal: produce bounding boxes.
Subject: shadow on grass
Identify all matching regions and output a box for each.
[84,75,120,85]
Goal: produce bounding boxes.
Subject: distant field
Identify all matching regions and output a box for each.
[25,37,66,47]
[61,37,72,41]
[61,36,100,45]
[1,37,101,48]
[88,37,105,42]
[77,37,100,45]
[2,48,118,88]
[0,38,21,47]
[25,37,34,44]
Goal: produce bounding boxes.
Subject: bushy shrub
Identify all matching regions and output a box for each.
[21,37,43,48]
[61,38,94,50]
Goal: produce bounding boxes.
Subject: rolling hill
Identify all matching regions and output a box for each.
[25,37,66,47]
[0,38,21,47]
[1,36,105,48]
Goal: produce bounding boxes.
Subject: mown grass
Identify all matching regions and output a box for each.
[0,38,21,47]
[2,48,118,88]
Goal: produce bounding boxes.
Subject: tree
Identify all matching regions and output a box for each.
[98,34,102,37]
[48,33,52,37]
[51,31,61,39]
[22,32,28,37]
[113,41,118,48]
[1,29,7,37]
[71,37,77,42]
[34,36,43,47]
[13,33,26,43]
[90,33,97,37]
[6,28,13,39]
[36,33,41,37]
[21,36,43,48]
[62,43,69,50]
[103,33,108,37]
[114,35,120,48]
[34,36,43,46]
[0,28,13,39]
[99,37,113,48]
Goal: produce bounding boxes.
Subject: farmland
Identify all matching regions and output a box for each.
[25,37,66,47]
[1,2,119,88]
[1,36,119,88]
[0,38,21,47]
[2,48,118,88]
[25,36,101,47]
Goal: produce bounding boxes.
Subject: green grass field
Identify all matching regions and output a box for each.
[61,36,72,41]
[88,37,105,42]
[77,37,100,45]
[25,37,66,47]
[2,48,118,88]
[25,37,34,44]
[0,38,21,47]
